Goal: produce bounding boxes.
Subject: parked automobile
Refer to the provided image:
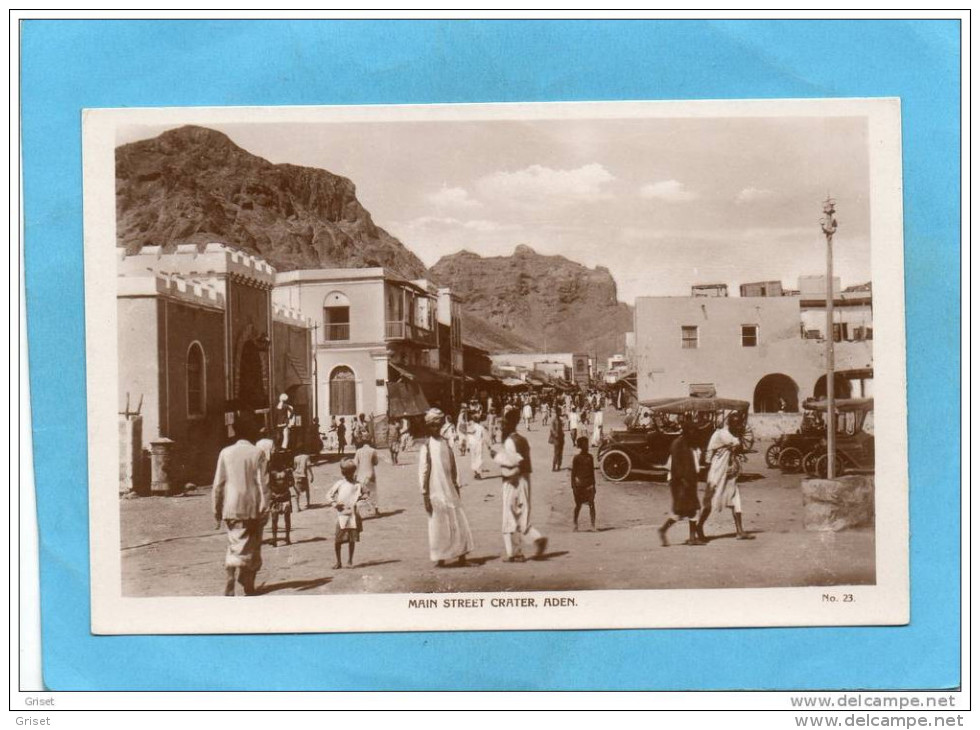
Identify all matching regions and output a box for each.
[598,396,750,482]
[768,401,827,472]
[805,398,875,477]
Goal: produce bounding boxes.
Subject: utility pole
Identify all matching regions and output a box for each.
[311,322,319,422]
[821,197,838,479]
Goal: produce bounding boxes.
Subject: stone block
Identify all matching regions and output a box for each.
[801,475,874,531]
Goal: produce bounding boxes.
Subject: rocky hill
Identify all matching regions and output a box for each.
[115,125,429,278]
[432,245,633,362]
[115,126,535,353]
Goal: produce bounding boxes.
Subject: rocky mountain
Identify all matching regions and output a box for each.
[115,125,429,278]
[432,245,634,362]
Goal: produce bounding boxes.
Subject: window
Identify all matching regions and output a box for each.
[741,324,759,347]
[681,326,699,349]
[324,306,350,341]
[186,342,206,418]
[323,291,351,341]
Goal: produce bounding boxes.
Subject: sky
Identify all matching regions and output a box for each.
[118,113,871,304]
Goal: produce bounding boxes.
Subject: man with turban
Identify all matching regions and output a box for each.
[419,408,474,567]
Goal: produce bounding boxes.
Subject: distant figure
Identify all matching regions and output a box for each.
[325,459,362,569]
[467,415,487,480]
[400,417,413,452]
[570,436,597,532]
[293,448,313,509]
[336,417,347,456]
[549,407,565,471]
[419,408,473,567]
[591,407,604,447]
[658,419,705,547]
[212,414,269,596]
[388,419,401,465]
[274,393,295,450]
[353,436,381,516]
[522,401,533,431]
[456,409,469,455]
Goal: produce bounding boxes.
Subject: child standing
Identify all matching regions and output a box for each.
[268,450,295,546]
[388,420,401,465]
[325,459,363,569]
[570,436,597,531]
[292,448,314,509]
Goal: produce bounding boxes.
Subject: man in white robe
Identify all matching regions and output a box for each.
[467,415,487,479]
[697,413,754,541]
[419,408,474,567]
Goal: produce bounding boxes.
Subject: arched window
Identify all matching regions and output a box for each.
[187,342,206,418]
[323,291,351,342]
[329,366,357,416]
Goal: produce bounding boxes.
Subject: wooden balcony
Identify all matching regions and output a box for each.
[385,320,437,347]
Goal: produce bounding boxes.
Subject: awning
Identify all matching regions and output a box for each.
[387,381,430,418]
[501,377,526,388]
[285,353,310,386]
[389,362,452,386]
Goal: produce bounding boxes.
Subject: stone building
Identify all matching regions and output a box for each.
[116,243,312,491]
[272,268,458,432]
[634,281,873,414]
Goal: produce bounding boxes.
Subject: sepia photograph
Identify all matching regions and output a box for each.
[83,99,908,634]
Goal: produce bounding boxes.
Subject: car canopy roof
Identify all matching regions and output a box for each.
[641,396,749,414]
[802,398,874,412]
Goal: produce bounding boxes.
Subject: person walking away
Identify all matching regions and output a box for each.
[571,436,597,531]
[591,406,604,448]
[697,413,753,541]
[549,406,565,471]
[419,408,473,567]
[568,407,579,439]
[353,435,381,516]
[212,414,269,596]
[658,419,705,546]
[336,418,348,456]
[467,414,487,480]
[456,409,469,455]
[293,447,314,509]
[522,400,533,431]
[268,450,294,546]
[491,407,548,562]
[388,419,401,465]
[325,459,363,569]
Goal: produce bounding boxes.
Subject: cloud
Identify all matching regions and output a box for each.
[638,179,699,202]
[475,163,615,206]
[426,186,481,209]
[736,187,775,204]
[400,216,520,234]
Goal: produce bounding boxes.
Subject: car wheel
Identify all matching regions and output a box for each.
[778,447,803,473]
[803,450,821,476]
[741,426,756,452]
[814,453,846,479]
[765,443,782,469]
[600,450,632,482]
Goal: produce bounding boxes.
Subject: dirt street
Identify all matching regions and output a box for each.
[121,409,875,596]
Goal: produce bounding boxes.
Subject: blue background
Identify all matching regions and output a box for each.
[21,19,961,691]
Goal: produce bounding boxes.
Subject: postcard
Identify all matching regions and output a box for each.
[83,98,907,633]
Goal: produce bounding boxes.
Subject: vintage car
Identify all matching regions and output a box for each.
[767,401,828,472]
[805,398,875,477]
[597,396,750,482]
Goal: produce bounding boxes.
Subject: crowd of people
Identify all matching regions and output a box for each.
[209,389,752,596]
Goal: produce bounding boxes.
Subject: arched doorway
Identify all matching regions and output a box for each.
[813,373,853,400]
[329,366,357,416]
[753,373,800,413]
[238,340,268,410]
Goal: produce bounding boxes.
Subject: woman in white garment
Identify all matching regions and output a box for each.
[419,408,474,567]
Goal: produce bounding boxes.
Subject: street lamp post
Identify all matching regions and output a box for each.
[821,197,838,480]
